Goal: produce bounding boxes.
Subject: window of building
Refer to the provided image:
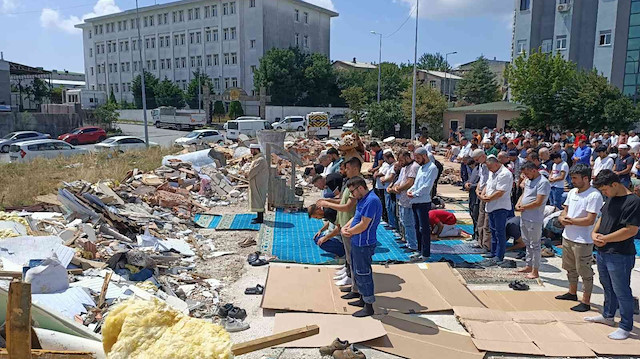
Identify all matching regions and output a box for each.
[173,11,177,22]
[232,77,238,87]
[182,57,186,68]
[520,0,530,11]
[223,28,229,40]
[149,16,154,26]
[190,56,195,67]
[160,59,165,70]
[214,78,220,89]
[304,12,308,24]
[188,9,193,20]
[195,7,200,19]
[224,53,230,65]
[251,65,256,73]
[559,0,569,4]
[214,54,219,65]
[180,34,185,45]
[213,29,219,41]
[146,60,150,69]
[295,33,300,46]
[223,3,228,15]
[541,39,553,53]
[205,6,210,17]
[516,39,527,55]
[143,16,148,27]
[599,30,612,46]
[89,48,93,57]
[224,77,230,89]
[89,30,92,39]
[197,31,202,43]
[206,30,211,42]
[126,62,130,71]
[633,2,640,14]
[212,5,218,16]
[303,35,309,48]
[179,10,184,21]
[250,39,256,48]
[90,67,94,75]
[231,52,237,64]
[207,55,212,66]
[121,62,126,71]
[115,84,119,93]
[230,2,236,14]
[295,9,299,21]
[175,58,180,68]
[197,56,202,67]
[250,0,256,7]
[118,21,121,31]
[231,27,236,40]
[630,26,640,39]
[556,35,567,50]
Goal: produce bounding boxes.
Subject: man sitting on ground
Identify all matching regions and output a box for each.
[308,204,345,259]
[429,209,461,238]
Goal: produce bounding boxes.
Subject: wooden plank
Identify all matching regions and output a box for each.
[0,271,22,279]
[0,349,94,358]
[7,281,32,359]
[231,325,319,356]
[97,272,112,308]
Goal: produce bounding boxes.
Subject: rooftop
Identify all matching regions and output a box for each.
[333,59,377,70]
[418,70,463,80]
[457,58,510,68]
[446,101,527,113]
[76,0,338,27]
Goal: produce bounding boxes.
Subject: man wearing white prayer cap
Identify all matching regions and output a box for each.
[247,144,268,224]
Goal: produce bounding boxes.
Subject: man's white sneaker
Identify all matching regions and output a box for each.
[333,272,348,280]
[335,276,353,286]
[335,267,347,276]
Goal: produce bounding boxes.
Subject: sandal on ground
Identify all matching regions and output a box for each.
[228,307,247,320]
[250,258,269,267]
[244,284,265,295]
[240,239,257,248]
[247,251,260,263]
[509,280,530,291]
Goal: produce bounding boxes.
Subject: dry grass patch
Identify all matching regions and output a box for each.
[0,147,177,209]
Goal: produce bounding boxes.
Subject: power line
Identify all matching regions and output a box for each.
[385,5,417,39]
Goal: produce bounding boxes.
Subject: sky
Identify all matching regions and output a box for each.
[0,0,514,73]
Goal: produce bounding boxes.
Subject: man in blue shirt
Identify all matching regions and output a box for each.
[341,176,382,318]
[572,139,592,166]
[408,147,439,260]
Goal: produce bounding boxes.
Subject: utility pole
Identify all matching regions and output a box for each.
[135,0,149,147]
[198,72,202,113]
[370,31,383,103]
[411,0,419,140]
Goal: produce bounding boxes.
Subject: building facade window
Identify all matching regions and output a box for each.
[231,27,236,40]
[224,28,229,40]
[188,9,193,20]
[251,65,256,73]
[231,52,237,64]
[556,35,567,50]
[224,78,230,89]
[230,2,236,14]
[295,9,299,21]
[541,39,553,53]
[213,29,219,41]
[207,55,212,66]
[224,53,230,65]
[303,35,309,48]
[89,48,93,57]
[520,0,530,11]
[599,30,612,46]
[304,12,308,24]
[250,39,256,48]
[516,40,527,55]
[295,33,300,46]
[214,54,219,65]
[195,7,200,19]
[223,3,228,15]
[232,77,238,87]
[214,78,220,89]
[206,30,212,42]
[204,6,210,17]
[212,5,218,16]
[250,0,256,7]
[429,80,437,88]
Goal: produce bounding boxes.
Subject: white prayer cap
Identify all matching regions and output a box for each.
[249,144,261,149]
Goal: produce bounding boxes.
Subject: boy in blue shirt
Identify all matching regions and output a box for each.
[341,176,382,317]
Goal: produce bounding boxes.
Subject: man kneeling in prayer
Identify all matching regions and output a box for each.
[429,209,461,238]
[308,204,345,258]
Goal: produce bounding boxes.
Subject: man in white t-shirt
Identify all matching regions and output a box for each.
[627,130,639,145]
[549,153,569,210]
[479,155,513,264]
[592,145,614,181]
[556,164,604,312]
[610,131,619,147]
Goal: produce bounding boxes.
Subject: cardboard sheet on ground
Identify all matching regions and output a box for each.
[472,290,599,313]
[0,235,74,271]
[454,306,640,357]
[364,314,484,359]
[272,313,386,347]
[261,263,483,315]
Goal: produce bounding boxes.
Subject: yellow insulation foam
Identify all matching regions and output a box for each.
[103,299,233,359]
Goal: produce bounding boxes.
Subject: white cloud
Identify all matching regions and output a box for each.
[398,0,512,19]
[1,0,19,14]
[40,0,121,34]
[304,0,336,11]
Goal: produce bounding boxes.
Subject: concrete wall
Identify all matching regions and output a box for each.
[442,110,522,139]
[0,112,83,138]
[568,0,599,70]
[265,105,347,123]
[0,59,9,106]
[611,0,631,89]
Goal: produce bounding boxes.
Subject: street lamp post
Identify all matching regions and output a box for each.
[370,31,383,103]
[445,51,457,102]
[411,0,419,140]
[135,0,149,147]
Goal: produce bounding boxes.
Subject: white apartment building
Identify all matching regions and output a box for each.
[75,0,337,104]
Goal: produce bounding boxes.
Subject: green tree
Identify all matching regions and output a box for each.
[402,84,448,140]
[27,78,50,106]
[213,100,226,121]
[94,102,119,130]
[109,89,117,105]
[228,100,244,119]
[302,53,339,106]
[366,100,407,137]
[418,52,450,71]
[132,71,159,109]
[156,77,185,108]
[185,70,213,109]
[341,86,367,126]
[456,56,501,105]
[50,87,63,104]
[253,47,307,106]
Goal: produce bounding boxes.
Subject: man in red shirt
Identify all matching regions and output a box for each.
[573,130,587,149]
[429,210,461,238]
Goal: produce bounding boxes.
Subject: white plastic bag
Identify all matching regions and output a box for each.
[25,255,69,294]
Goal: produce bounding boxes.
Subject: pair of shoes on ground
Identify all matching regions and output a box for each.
[224,317,250,332]
[335,273,353,286]
[584,315,631,340]
[345,296,374,317]
[320,339,366,358]
[247,251,269,266]
[555,292,592,312]
[509,280,529,291]
[479,257,515,268]
[239,237,257,248]
[244,284,264,295]
[217,303,247,320]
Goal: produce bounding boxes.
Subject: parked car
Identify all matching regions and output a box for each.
[223,116,261,131]
[225,119,272,140]
[342,119,355,132]
[174,129,225,146]
[329,114,348,129]
[9,139,88,163]
[272,116,306,131]
[58,126,107,145]
[94,136,159,152]
[0,131,51,153]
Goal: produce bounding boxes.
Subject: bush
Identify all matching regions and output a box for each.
[228,101,244,119]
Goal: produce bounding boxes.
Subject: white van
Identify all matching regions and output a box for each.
[225,119,272,140]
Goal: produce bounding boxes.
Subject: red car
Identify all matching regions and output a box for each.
[58,127,107,145]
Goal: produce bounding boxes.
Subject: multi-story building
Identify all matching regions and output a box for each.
[76,0,337,105]
[512,0,638,97]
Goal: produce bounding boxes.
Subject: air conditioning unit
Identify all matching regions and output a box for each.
[557,4,571,12]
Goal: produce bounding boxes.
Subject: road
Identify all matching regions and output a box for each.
[0,124,344,163]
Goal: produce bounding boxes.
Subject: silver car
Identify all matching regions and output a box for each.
[0,131,51,153]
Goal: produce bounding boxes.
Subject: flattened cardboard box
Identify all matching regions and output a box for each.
[471,290,600,313]
[454,306,640,357]
[261,263,483,315]
[272,313,386,348]
[364,314,485,359]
